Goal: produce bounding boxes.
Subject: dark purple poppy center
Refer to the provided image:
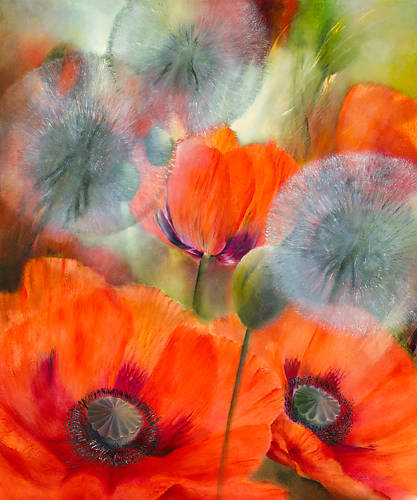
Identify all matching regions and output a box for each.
[66,388,159,467]
[284,359,353,444]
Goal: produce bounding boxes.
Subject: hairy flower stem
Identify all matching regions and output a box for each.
[217,327,252,500]
[192,253,213,316]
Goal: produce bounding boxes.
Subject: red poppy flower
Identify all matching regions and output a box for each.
[335,83,417,161]
[0,258,284,499]
[145,127,298,264]
[211,310,417,499]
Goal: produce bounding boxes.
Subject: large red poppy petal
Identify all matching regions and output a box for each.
[116,286,195,375]
[204,334,281,431]
[348,349,417,445]
[140,326,218,430]
[0,258,107,328]
[0,406,66,490]
[59,473,110,499]
[136,329,280,482]
[137,424,275,484]
[334,447,417,500]
[112,477,177,500]
[268,414,381,499]
[159,478,288,499]
[0,259,193,431]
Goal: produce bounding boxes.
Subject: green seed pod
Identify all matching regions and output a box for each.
[232,245,288,330]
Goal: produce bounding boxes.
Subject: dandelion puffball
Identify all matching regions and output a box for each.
[108,0,269,132]
[0,50,168,236]
[266,153,417,332]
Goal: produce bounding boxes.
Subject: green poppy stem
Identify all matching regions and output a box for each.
[192,253,213,316]
[216,327,252,500]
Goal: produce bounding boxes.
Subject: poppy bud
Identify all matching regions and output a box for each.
[232,245,289,329]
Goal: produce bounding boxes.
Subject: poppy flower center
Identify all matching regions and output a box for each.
[87,396,143,448]
[154,25,219,92]
[67,388,159,466]
[292,385,341,428]
[284,366,353,444]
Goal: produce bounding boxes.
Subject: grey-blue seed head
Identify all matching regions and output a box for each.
[266,153,417,332]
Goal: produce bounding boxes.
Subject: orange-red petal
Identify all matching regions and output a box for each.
[159,479,288,499]
[336,84,417,160]
[159,127,298,260]
[167,137,255,255]
[238,143,299,243]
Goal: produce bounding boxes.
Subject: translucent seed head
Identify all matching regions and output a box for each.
[0,51,168,235]
[108,0,268,131]
[266,153,417,332]
[152,25,220,93]
[33,101,139,230]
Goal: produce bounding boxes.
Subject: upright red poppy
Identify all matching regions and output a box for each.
[148,127,298,264]
[211,310,417,499]
[0,258,285,499]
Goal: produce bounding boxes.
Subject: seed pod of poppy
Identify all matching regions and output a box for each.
[232,245,289,330]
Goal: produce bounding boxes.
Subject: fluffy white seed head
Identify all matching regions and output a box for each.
[266,153,417,333]
[0,51,168,235]
[108,0,268,132]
